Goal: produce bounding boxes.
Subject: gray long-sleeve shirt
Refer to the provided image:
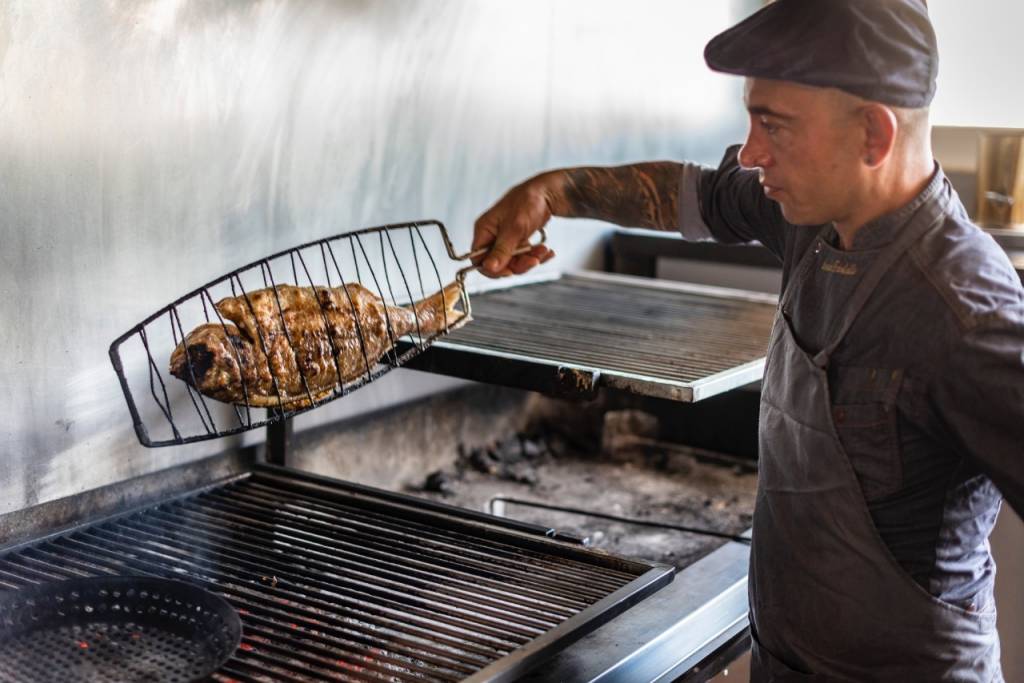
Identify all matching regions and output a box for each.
[682,146,1024,608]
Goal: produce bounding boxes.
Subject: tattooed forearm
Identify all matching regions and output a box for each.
[549,162,684,231]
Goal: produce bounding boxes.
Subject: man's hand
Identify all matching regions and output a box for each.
[472,174,558,278]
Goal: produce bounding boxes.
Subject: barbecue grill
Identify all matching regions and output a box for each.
[2,222,771,682]
[0,464,673,682]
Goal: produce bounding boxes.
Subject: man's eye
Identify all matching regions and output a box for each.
[760,118,778,134]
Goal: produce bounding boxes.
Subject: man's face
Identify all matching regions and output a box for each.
[738,78,863,226]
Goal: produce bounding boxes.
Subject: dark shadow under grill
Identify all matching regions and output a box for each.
[0,467,671,682]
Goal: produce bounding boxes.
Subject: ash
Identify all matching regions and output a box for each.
[411,408,757,570]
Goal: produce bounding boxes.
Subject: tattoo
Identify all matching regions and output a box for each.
[558,162,683,230]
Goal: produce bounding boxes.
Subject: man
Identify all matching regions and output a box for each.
[471,1,1023,680]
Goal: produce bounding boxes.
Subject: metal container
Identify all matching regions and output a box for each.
[976,133,1024,228]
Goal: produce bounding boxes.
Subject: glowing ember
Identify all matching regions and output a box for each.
[336,659,363,672]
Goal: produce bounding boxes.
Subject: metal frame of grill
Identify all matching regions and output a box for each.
[109,220,478,448]
[0,464,674,683]
[407,270,778,402]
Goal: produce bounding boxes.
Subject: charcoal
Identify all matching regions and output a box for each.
[469,448,498,474]
[520,436,544,460]
[494,436,524,463]
[506,462,539,486]
[423,470,455,495]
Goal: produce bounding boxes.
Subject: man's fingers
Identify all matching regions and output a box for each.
[526,245,551,261]
[483,229,525,275]
[508,245,556,275]
[471,217,498,264]
[479,265,514,279]
[473,177,553,274]
[479,244,555,278]
[509,255,540,275]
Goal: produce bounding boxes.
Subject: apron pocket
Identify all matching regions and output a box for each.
[829,367,904,502]
[832,402,902,501]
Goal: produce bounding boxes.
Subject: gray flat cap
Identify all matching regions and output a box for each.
[705,0,938,108]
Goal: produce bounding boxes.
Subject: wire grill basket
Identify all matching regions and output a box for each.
[109,220,488,448]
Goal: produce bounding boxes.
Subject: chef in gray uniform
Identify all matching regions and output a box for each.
[471,0,1023,680]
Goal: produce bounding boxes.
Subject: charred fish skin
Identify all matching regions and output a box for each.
[168,323,264,403]
[169,281,464,408]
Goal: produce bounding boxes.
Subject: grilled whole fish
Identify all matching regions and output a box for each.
[170,281,464,408]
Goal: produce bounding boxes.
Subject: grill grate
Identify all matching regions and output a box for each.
[0,467,671,682]
[410,271,778,402]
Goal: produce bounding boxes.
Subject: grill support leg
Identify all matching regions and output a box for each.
[266,412,292,466]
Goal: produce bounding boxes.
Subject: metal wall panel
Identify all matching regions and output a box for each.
[0,0,750,512]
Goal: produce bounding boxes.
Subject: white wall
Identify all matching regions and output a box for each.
[0,1,753,513]
[928,0,1024,130]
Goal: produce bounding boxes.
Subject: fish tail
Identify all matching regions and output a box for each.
[413,281,466,333]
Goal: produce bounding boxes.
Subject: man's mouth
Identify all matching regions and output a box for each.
[762,184,781,198]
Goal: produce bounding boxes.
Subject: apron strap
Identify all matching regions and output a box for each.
[778,224,835,312]
[811,208,946,368]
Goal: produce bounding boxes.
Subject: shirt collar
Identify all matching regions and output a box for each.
[827,162,947,251]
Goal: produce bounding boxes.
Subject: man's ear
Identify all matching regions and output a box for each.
[860,104,898,168]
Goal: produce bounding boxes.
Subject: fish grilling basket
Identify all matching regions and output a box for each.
[109,220,536,447]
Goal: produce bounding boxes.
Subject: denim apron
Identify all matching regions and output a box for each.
[749,209,1003,681]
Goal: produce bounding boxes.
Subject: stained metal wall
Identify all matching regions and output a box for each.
[0,0,750,513]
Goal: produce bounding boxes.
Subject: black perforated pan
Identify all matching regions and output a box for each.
[0,576,242,683]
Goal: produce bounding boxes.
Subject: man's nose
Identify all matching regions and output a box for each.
[738,135,770,170]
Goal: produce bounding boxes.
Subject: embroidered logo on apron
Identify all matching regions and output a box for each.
[821,259,858,275]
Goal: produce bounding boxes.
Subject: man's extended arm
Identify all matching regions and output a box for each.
[472,162,685,276]
[550,162,684,230]
[472,147,784,277]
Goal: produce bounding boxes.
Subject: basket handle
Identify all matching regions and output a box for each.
[455,228,548,279]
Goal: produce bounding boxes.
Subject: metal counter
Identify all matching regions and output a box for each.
[524,535,751,683]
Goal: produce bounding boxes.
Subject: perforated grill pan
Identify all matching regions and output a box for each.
[0,576,242,683]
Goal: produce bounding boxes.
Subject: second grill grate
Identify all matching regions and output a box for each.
[408,270,778,402]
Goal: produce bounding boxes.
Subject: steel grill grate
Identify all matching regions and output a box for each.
[0,467,671,682]
[410,271,778,402]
